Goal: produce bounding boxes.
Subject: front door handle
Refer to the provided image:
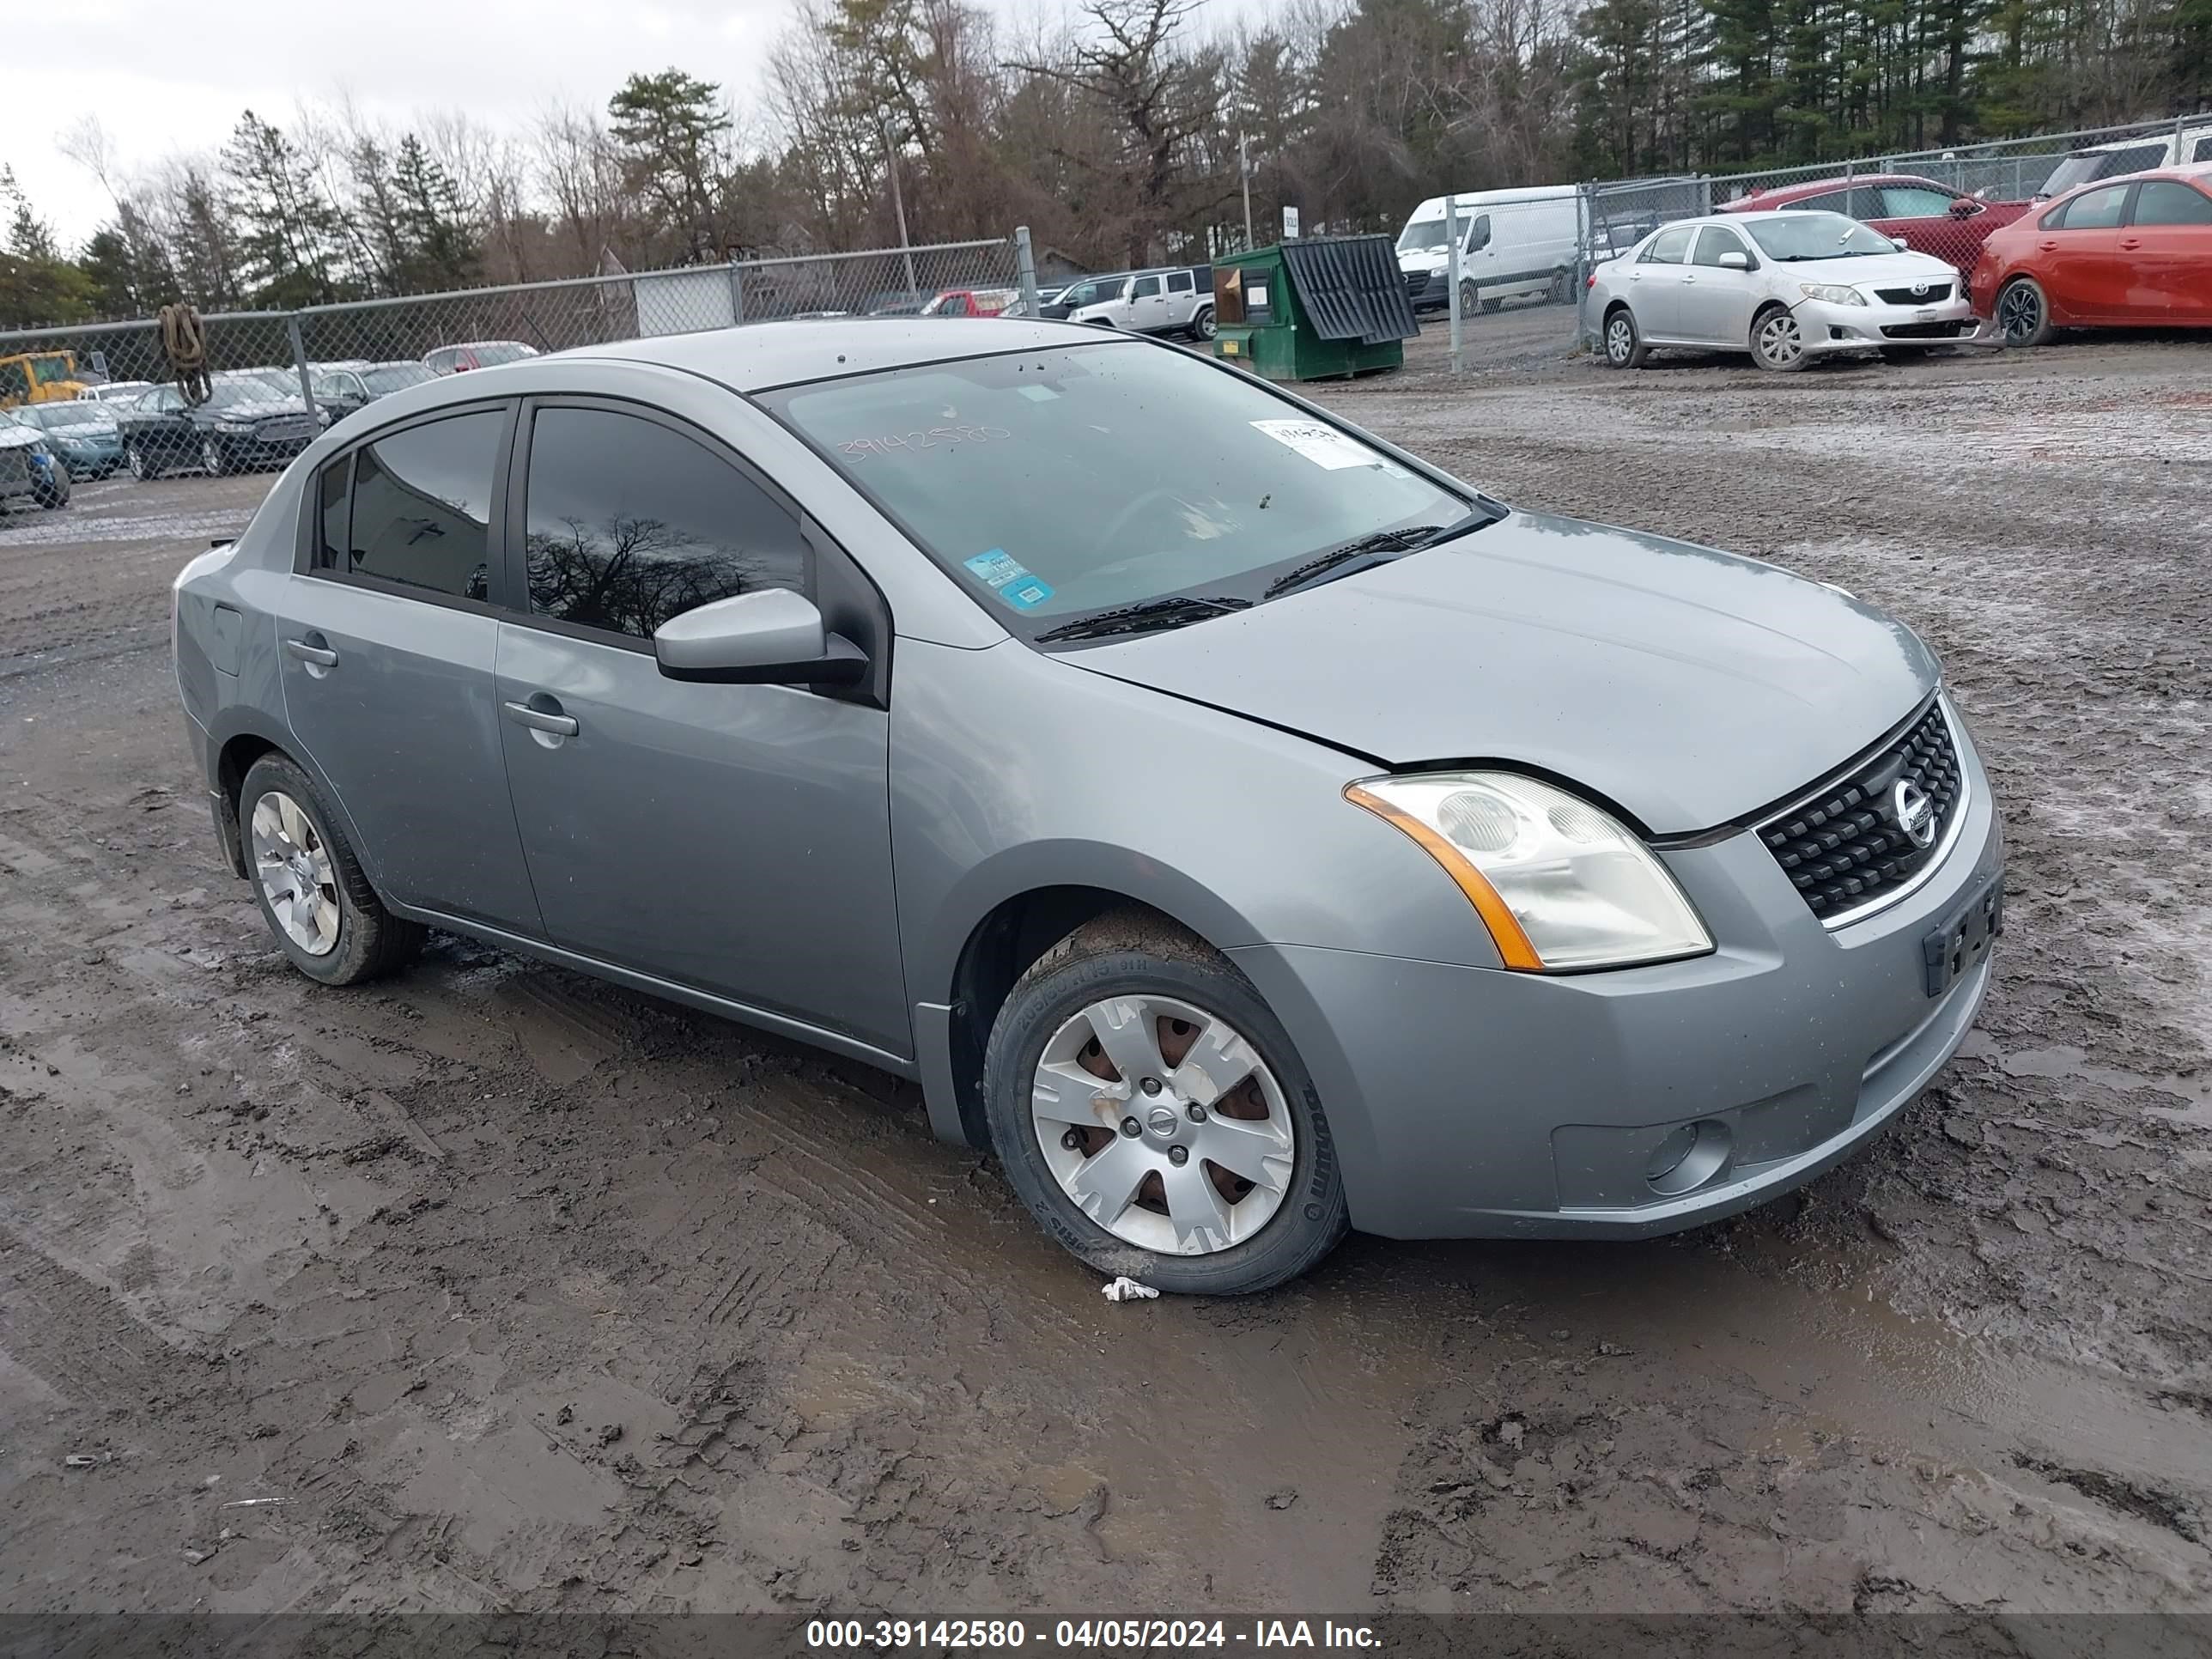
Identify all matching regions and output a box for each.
[503,699,580,738]
[283,637,337,667]
[2119,237,2142,249]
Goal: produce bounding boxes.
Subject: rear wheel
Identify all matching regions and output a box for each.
[983,912,1347,1296]
[1602,305,1648,369]
[1548,268,1574,305]
[1188,306,1216,341]
[1995,276,2053,347]
[1751,303,1809,371]
[240,753,423,987]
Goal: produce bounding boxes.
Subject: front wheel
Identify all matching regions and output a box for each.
[983,912,1347,1296]
[1751,304,1809,371]
[200,435,231,477]
[1457,277,1480,316]
[1995,276,2053,346]
[31,462,70,509]
[126,442,158,482]
[239,753,424,987]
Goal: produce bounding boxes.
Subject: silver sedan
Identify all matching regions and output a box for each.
[1589,210,1978,370]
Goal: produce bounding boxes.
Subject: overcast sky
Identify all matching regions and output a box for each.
[10,0,1263,247]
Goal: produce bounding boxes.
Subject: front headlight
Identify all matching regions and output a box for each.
[1799,283,1867,307]
[1345,771,1713,971]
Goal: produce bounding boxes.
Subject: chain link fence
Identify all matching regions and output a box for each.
[0,234,1030,489]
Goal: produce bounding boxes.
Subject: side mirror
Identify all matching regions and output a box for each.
[1717,250,1751,270]
[654,588,867,686]
[1892,236,1910,251]
[1949,198,1978,218]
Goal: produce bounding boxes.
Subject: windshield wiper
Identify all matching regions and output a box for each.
[1034,594,1252,643]
[1261,513,1496,600]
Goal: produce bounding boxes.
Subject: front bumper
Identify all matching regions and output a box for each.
[1796,293,1977,353]
[1230,708,2003,1239]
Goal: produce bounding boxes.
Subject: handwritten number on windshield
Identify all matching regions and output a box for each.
[840,425,1013,459]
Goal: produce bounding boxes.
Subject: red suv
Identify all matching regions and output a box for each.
[1718,173,2032,289]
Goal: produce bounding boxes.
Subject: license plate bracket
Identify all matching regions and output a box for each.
[1923,871,2004,997]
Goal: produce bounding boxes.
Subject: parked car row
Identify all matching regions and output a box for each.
[1588,159,2211,370]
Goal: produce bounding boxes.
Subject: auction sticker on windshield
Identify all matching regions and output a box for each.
[963,549,1054,611]
[1250,419,1404,474]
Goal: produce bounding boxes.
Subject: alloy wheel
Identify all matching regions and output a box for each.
[201,436,226,477]
[250,790,340,956]
[1998,281,2043,344]
[1030,994,1294,1255]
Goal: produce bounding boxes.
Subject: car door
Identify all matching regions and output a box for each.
[1678,225,1761,345]
[1164,269,1195,326]
[1875,184,1978,274]
[492,399,907,1056]
[2037,182,2132,321]
[277,402,545,934]
[1126,274,1168,331]
[1626,224,1694,337]
[138,385,188,461]
[2119,179,2212,321]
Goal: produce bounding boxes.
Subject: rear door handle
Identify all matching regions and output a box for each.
[283,638,337,667]
[502,700,580,738]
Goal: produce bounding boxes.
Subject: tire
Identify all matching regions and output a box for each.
[1751,303,1809,371]
[1548,268,1573,306]
[32,465,70,510]
[982,911,1348,1296]
[1457,277,1479,316]
[1601,304,1648,369]
[1995,276,2053,347]
[1188,306,1216,341]
[126,442,158,482]
[201,434,231,477]
[238,753,424,987]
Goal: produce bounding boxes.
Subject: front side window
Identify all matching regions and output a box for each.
[1691,226,1750,266]
[1782,191,1848,214]
[1642,226,1693,264]
[1881,185,1961,218]
[1743,213,1899,260]
[1466,214,1492,250]
[345,410,504,599]
[2131,180,2212,225]
[2049,184,2132,230]
[758,341,1473,632]
[522,407,809,640]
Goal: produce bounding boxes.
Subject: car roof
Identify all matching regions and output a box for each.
[1731,172,1949,202]
[567,317,1127,392]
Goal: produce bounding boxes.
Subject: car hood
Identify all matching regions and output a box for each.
[0,427,44,451]
[1780,249,1958,288]
[1054,512,1940,834]
[215,398,313,418]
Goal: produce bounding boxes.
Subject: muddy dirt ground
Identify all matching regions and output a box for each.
[1,327,2208,1618]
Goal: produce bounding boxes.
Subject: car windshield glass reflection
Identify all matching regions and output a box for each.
[1745,213,1899,260]
[761,342,1473,629]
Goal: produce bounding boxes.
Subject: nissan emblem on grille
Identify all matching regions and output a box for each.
[1892,780,1936,848]
[1756,698,1965,924]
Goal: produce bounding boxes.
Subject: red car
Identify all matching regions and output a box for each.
[1718,173,2031,285]
[1972,164,2212,344]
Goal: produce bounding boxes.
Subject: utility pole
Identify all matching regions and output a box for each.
[881,118,920,308]
[1240,132,1255,250]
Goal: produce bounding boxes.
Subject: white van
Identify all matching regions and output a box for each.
[1396,185,1582,313]
[2034,123,2212,199]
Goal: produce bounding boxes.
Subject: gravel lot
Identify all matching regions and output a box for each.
[2,325,2208,1617]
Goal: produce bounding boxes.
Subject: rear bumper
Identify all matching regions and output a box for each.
[1231,713,2003,1239]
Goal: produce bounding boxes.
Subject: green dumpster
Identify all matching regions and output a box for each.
[1211,234,1419,380]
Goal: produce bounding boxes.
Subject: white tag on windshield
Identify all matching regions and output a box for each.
[1250,419,1402,473]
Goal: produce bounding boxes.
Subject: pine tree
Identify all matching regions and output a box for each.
[392,136,479,291]
[222,111,350,306]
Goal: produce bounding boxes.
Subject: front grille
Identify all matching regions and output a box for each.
[1875,282,1954,305]
[258,418,314,441]
[1404,270,1433,301]
[1882,320,1970,340]
[1756,697,1966,924]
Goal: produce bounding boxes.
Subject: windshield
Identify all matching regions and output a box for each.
[362,364,434,395]
[1396,219,1449,252]
[1744,212,1899,260]
[28,355,77,386]
[759,341,1472,632]
[13,404,106,430]
[2039,143,2166,198]
[205,381,288,410]
[469,343,534,366]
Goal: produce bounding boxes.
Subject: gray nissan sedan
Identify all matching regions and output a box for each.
[172,319,2003,1295]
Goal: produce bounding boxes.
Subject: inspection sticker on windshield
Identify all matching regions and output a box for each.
[963,549,1054,611]
[1250,419,1405,475]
